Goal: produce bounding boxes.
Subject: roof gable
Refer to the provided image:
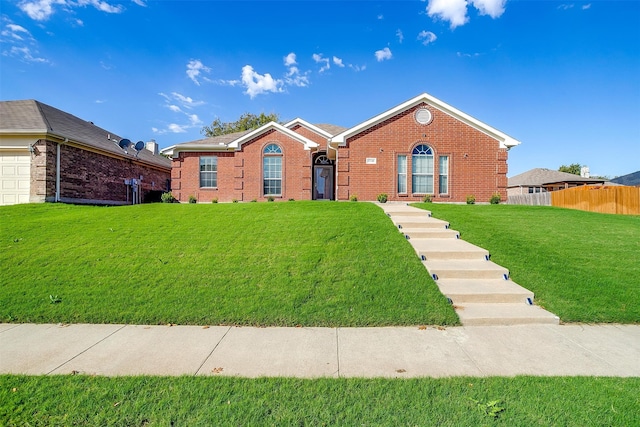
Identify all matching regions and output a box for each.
[228,122,319,150]
[330,92,521,149]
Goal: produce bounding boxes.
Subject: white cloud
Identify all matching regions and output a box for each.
[168,105,181,113]
[558,4,574,10]
[167,123,187,133]
[418,30,437,45]
[132,0,147,6]
[582,4,591,10]
[374,47,392,62]
[75,19,83,26]
[426,0,468,29]
[241,65,284,99]
[1,24,32,41]
[186,59,211,85]
[377,14,384,20]
[19,0,124,21]
[313,53,331,73]
[159,92,205,109]
[426,0,507,28]
[396,29,404,43]
[95,99,106,103]
[283,52,297,66]
[471,0,506,18]
[5,46,48,63]
[349,64,366,72]
[333,56,344,67]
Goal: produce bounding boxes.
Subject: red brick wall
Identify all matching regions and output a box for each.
[336,103,508,203]
[172,130,313,202]
[32,139,170,204]
[289,125,328,151]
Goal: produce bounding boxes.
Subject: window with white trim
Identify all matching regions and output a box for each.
[397,155,407,194]
[412,144,434,194]
[263,144,282,196]
[199,156,217,188]
[438,156,449,194]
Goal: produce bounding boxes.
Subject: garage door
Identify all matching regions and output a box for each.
[0,151,30,205]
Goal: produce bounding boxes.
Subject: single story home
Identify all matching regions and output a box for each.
[610,170,640,187]
[163,93,521,203]
[0,100,171,206]
[507,168,606,196]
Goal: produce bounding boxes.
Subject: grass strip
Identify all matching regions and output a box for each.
[1,375,638,426]
[1,202,457,326]
[415,203,640,323]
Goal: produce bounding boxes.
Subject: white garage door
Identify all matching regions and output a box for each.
[0,151,31,205]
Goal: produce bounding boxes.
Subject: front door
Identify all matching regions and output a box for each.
[313,165,334,200]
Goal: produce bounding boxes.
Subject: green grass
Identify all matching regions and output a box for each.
[0,202,457,326]
[1,375,638,426]
[414,203,640,324]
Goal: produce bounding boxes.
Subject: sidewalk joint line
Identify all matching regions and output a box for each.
[194,326,232,376]
[46,324,127,375]
[336,328,341,378]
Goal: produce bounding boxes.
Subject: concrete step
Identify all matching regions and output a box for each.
[380,204,431,217]
[436,279,534,303]
[391,217,450,229]
[403,228,460,239]
[412,238,488,260]
[424,259,509,280]
[454,303,560,326]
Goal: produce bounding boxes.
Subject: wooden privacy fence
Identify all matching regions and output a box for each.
[551,186,640,215]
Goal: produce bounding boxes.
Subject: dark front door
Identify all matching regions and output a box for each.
[313,165,334,200]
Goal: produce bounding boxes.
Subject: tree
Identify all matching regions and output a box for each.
[201,112,280,137]
[558,163,582,175]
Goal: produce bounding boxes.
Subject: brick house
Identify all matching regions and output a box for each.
[163,93,521,203]
[0,100,171,205]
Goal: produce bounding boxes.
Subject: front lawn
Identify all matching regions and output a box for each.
[1,375,638,426]
[1,202,457,326]
[416,203,640,323]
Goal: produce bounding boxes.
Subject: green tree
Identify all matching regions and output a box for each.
[558,163,582,175]
[201,112,280,137]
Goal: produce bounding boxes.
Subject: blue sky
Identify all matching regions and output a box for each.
[1,0,638,178]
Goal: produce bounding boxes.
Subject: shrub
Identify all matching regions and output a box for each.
[377,193,388,203]
[188,195,197,204]
[250,199,257,203]
[422,194,432,203]
[267,196,275,202]
[160,192,176,203]
[466,195,476,205]
[232,199,238,203]
[349,194,358,202]
[211,197,218,204]
[288,198,295,202]
[489,193,501,204]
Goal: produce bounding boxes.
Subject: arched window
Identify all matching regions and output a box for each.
[263,144,282,196]
[412,144,434,194]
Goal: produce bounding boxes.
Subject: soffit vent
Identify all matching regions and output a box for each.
[415,108,433,125]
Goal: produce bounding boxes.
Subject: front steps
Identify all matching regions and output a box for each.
[379,203,559,326]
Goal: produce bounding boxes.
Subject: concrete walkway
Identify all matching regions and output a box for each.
[2,323,639,378]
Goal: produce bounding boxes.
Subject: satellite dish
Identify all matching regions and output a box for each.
[118,138,131,150]
[134,140,145,151]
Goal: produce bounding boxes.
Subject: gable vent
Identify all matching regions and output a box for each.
[415,108,433,125]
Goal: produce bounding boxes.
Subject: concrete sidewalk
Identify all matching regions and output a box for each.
[1,323,639,378]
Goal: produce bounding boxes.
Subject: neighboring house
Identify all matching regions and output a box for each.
[163,93,521,203]
[507,168,605,196]
[611,171,640,187]
[0,100,171,206]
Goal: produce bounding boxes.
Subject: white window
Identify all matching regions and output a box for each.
[412,144,434,194]
[199,156,217,188]
[439,156,449,194]
[397,155,407,194]
[263,144,282,196]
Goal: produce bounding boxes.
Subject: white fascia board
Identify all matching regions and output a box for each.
[284,118,333,138]
[228,122,319,151]
[330,92,522,149]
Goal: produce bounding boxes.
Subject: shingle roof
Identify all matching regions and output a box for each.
[508,168,605,187]
[611,171,640,186]
[314,123,348,136]
[0,100,171,170]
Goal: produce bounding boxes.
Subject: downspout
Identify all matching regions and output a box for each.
[55,141,61,202]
